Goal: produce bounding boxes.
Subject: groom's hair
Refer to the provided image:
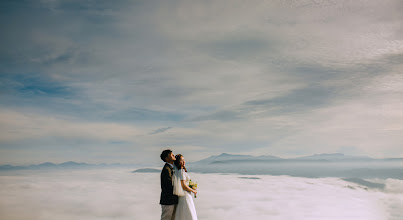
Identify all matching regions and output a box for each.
[160,149,172,162]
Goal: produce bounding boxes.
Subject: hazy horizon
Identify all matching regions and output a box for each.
[3,152,402,181]
[2,152,403,166]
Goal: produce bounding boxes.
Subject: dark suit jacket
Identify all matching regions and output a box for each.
[160,163,179,205]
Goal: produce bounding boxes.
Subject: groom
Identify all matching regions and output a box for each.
[160,149,178,220]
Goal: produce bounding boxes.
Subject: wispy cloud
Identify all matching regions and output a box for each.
[1,0,403,164]
[150,127,173,135]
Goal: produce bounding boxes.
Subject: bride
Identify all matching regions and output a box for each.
[173,154,198,220]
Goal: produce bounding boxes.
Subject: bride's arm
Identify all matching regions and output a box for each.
[181,180,197,194]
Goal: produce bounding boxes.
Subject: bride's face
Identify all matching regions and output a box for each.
[179,156,185,167]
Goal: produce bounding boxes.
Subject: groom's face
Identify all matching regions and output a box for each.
[166,152,175,163]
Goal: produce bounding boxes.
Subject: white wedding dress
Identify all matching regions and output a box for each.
[174,168,198,220]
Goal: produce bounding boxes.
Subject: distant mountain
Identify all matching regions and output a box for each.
[0,161,142,171]
[292,153,374,161]
[383,158,403,161]
[39,162,57,166]
[191,153,382,164]
[24,161,93,169]
[189,153,403,179]
[0,165,25,171]
[192,153,282,164]
[59,161,91,167]
[132,168,160,173]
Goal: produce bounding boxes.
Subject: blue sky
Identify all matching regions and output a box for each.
[1,0,403,165]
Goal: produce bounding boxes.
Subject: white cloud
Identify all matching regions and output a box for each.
[0,169,402,219]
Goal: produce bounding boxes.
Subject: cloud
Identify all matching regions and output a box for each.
[0,109,143,142]
[150,127,173,135]
[0,169,402,219]
[242,85,337,113]
[1,0,403,163]
[0,73,75,97]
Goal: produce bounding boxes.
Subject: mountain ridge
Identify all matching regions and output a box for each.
[187,153,403,179]
[0,161,143,171]
[191,153,388,164]
[1,153,402,171]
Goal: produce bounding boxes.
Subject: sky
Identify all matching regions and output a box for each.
[1,0,403,165]
[1,170,402,219]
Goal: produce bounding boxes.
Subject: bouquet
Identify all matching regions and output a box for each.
[189,179,198,198]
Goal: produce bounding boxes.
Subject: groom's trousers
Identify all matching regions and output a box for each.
[161,204,176,220]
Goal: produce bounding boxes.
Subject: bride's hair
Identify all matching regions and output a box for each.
[174,154,187,172]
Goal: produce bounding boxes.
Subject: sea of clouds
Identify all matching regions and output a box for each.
[0,168,402,220]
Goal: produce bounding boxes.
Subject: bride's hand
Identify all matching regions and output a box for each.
[193,190,197,195]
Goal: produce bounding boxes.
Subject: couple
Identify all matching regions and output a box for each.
[160,149,198,220]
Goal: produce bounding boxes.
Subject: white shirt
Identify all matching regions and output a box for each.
[166,162,174,168]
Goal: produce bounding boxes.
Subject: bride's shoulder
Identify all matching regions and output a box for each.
[179,168,187,175]
[174,167,185,173]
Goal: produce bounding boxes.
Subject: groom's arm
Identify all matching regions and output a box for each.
[161,167,173,191]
